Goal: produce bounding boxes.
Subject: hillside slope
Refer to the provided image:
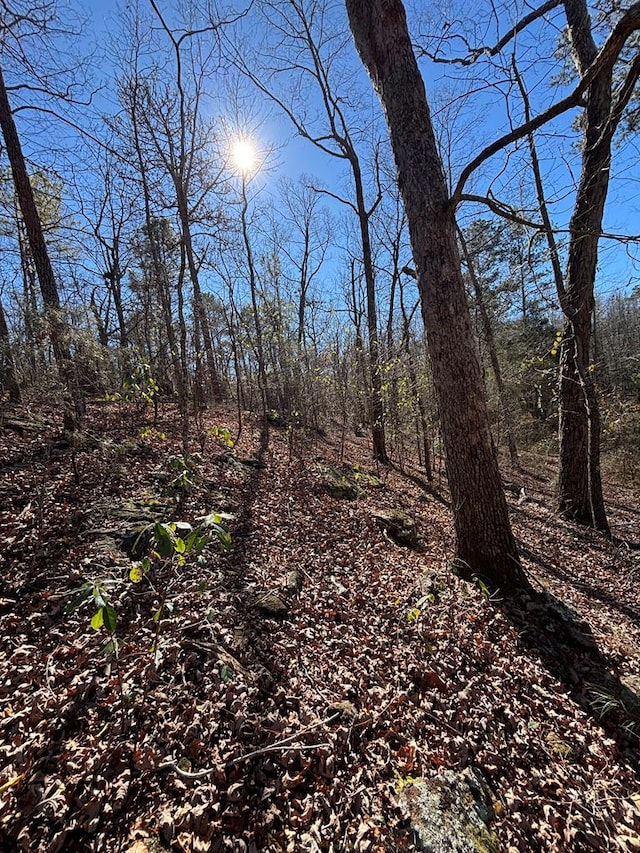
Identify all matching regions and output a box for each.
[0,401,639,852]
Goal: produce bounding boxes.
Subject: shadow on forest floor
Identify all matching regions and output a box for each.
[501,584,640,772]
[520,544,640,630]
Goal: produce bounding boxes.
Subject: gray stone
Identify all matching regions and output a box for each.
[252,590,289,616]
[284,570,303,593]
[399,767,498,853]
[373,508,419,548]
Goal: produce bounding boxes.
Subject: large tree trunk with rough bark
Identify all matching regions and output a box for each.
[557,0,618,534]
[0,63,83,429]
[345,0,523,589]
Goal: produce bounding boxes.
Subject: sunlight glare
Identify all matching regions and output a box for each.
[233,140,256,174]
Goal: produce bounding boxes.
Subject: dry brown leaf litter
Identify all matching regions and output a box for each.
[0,401,639,852]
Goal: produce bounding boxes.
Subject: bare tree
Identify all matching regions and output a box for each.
[345,0,524,588]
[415,0,640,533]
[553,0,640,533]
[229,0,390,462]
[0,62,83,428]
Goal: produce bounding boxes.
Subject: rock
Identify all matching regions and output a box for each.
[284,569,303,593]
[201,486,237,512]
[252,590,289,616]
[108,497,173,523]
[325,476,362,500]
[2,416,46,433]
[420,567,444,596]
[237,455,266,469]
[88,497,174,558]
[91,535,127,564]
[399,767,498,852]
[222,452,266,470]
[373,508,419,548]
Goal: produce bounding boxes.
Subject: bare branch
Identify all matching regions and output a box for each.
[451,1,640,205]
[458,193,546,230]
[310,184,357,213]
[417,0,562,65]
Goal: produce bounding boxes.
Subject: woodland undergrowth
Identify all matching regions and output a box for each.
[0,400,639,852]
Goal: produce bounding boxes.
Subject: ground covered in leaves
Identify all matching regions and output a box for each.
[1,400,639,852]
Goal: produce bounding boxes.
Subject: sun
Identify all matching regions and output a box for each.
[233,139,256,173]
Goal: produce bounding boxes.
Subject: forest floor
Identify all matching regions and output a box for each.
[0,400,639,853]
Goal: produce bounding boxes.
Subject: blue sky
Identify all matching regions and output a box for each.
[20,0,640,303]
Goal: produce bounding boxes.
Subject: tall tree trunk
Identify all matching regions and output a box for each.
[458,227,519,468]
[352,159,388,464]
[345,0,523,589]
[349,260,369,432]
[513,31,611,532]
[105,261,129,350]
[0,63,82,429]
[556,0,615,533]
[0,297,20,403]
[240,177,267,417]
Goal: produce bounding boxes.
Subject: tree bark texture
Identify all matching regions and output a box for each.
[0,63,83,429]
[556,0,622,534]
[345,0,523,589]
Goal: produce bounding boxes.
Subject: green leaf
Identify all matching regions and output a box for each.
[174,537,186,554]
[217,530,232,550]
[154,522,175,558]
[103,604,117,633]
[91,609,104,630]
[186,531,209,555]
[153,606,163,624]
[129,564,143,583]
[65,584,94,614]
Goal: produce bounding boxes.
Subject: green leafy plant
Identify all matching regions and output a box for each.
[406,593,435,623]
[67,512,231,726]
[209,425,235,449]
[471,575,491,599]
[164,455,198,513]
[587,682,639,734]
[123,363,159,405]
[394,771,423,793]
[140,425,166,441]
[66,578,119,636]
[65,578,124,716]
[106,363,159,412]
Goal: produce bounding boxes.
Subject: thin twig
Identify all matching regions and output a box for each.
[157,713,340,776]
